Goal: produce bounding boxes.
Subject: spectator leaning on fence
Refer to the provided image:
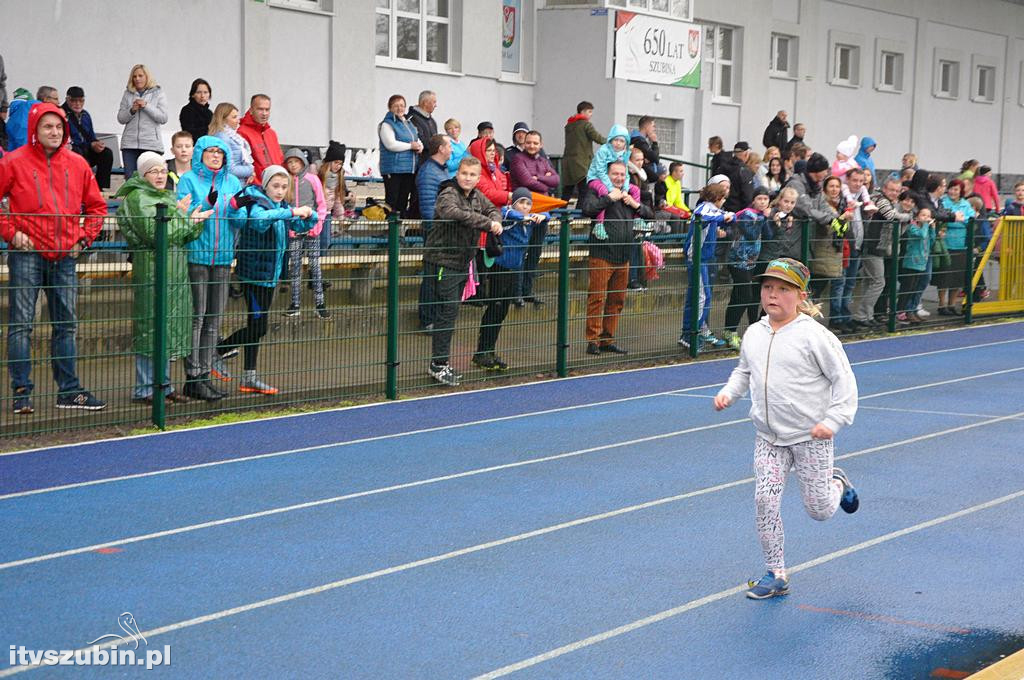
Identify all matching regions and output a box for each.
[424,155,504,387]
[116,64,168,179]
[175,135,244,402]
[0,102,107,414]
[218,166,317,396]
[116,152,211,405]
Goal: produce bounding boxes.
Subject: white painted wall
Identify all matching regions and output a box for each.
[2,0,1021,182]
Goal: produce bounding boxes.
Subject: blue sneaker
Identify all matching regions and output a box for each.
[56,390,106,411]
[700,329,727,347]
[833,466,859,513]
[746,571,790,600]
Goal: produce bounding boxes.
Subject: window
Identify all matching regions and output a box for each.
[770,33,797,78]
[878,51,904,92]
[832,44,860,86]
[375,0,450,67]
[270,0,333,12]
[703,24,738,101]
[626,114,682,155]
[607,0,690,18]
[936,60,960,98]
[972,64,996,103]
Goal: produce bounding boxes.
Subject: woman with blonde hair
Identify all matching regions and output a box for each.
[210,102,254,181]
[116,64,168,178]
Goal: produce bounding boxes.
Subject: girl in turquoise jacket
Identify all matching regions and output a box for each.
[586,124,631,194]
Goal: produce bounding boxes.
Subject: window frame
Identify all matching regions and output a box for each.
[970,55,997,104]
[932,47,963,100]
[770,33,798,79]
[702,22,739,103]
[626,113,683,156]
[827,30,863,89]
[605,0,691,19]
[375,0,452,71]
[268,0,334,14]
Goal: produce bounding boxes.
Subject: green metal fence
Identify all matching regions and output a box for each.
[0,211,996,440]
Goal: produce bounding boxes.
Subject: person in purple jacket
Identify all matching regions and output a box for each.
[509,131,559,307]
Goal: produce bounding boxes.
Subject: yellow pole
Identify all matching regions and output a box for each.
[971,216,1003,292]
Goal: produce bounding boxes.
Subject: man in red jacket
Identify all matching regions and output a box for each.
[0,103,107,413]
[237,93,284,183]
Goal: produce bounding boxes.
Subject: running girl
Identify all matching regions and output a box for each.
[713,257,860,599]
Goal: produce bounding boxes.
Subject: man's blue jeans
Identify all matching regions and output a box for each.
[830,248,861,324]
[7,251,84,395]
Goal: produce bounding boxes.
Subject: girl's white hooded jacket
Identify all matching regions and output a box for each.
[717,314,858,446]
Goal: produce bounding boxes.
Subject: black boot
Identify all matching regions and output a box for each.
[183,374,224,402]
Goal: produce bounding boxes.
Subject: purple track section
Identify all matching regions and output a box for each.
[2,321,1020,495]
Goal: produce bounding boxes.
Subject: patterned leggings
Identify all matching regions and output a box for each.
[754,436,842,571]
[289,235,324,307]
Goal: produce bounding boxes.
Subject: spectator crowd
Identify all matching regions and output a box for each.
[1,54,1022,406]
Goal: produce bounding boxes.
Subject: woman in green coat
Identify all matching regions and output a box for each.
[116,152,211,404]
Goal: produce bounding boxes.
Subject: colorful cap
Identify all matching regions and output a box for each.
[757,258,810,291]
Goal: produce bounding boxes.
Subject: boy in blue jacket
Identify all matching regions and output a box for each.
[217,166,316,395]
[474,187,548,371]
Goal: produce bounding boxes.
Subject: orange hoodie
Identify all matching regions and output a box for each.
[468,138,510,208]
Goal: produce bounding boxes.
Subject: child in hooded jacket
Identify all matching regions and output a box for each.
[722,189,775,347]
[714,257,859,600]
[176,135,244,401]
[218,166,317,395]
[586,124,632,194]
[282,147,329,318]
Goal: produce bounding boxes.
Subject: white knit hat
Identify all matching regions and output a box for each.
[137,151,165,177]
[836,135,859,159]
[708,174,730,185]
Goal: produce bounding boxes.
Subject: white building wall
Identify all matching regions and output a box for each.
[1,0,1021,179]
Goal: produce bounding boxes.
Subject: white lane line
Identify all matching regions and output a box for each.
[473,488,1024,679]
[3,336,1020,499]
[848,337,1022,365]
[0,419,751,571]
[4,371,1022,571]
[0,382,728,501]
[5,456,1021,679]
[860,367,1024,399]
[859,405,1012,419]
[1,414,1020,678]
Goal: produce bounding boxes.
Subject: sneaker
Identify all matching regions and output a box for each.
[699,329,727,347]
[745,571,790,600]
[915,306,930,318]
[472,353,509,371]
[832,467,860,513]
[428,362,461,386]
[627,281,646,291]
[220,346,239,360]
[239,375,279,395]
[896,312,909,324]
[724,331,741,350]
[513,298,525,308]
[229,284,244,299]
[211,356,232,381]
[56,390,106,411]
[599,343,628,355]
[283,304,300,318]
[316,304,332,319]
[12,389,34,415]
[586,342,601,355]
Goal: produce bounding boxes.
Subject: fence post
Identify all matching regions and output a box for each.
[800,219,811,266]
[151,204,168,430]
[687,216,702,359]
[385,213,400,400]
[963,218,975,325]
[556,214,571,378]
[887,222,901,334]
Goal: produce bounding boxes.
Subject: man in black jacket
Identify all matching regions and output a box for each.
[722,142,755,213]
[762,110,789,152]
[579,160,653,356]
[630,115,660,179]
